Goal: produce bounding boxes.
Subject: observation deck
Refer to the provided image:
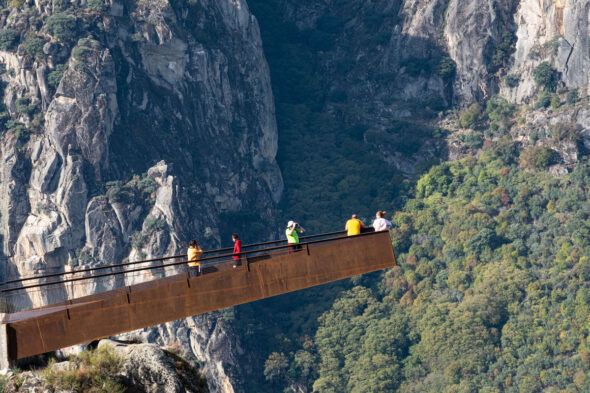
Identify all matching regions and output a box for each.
[0,230,396,368]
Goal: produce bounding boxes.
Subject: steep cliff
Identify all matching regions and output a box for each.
[505,0,590,102]
[0,0,281,391]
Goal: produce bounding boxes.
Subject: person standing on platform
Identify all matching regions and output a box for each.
[232,233,242,268]
[345,214,364,236]
[372,211,393,232]
[286,220,305,253]
[187,240,203,276]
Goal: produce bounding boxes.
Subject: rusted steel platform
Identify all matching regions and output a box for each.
[0,231,395,365]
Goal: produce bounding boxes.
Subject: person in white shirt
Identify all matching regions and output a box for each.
[372,211,392,232]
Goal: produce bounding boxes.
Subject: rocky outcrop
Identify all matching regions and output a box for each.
[2,339,208,393]
[119,312,245,393]
[504,0,590,102]
[101,340,208,393]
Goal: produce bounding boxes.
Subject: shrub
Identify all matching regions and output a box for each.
[42,346,125,392]
[87,0,107,12]
[566,89,579,105]
[436,56,456,80]
[130,32,144,43]
[401,58,431,77]
[77,248,95,265]
[8,0,23,8]
[543,36,561,56]
[533,62,559,91]
[144,216,166,233]
[131,231,147,249]
[485,96,515,132]
[459,131,484,149]
[52,0,67,11]
[72,38,101,60]
[46,12,79,42]
[519,146,558,170]
[0,28,19,51]
[15,97,28,113]
[47,64,67,90]
[492,31,516,69]
[0,109,9,129]
[23,35,45,59]
[6,120,29,143]
[264,352,289,382]
[30,112,44,131]
[459,103,482,128]
[0,373,7,391]
[550,94,561,109]
[534,91,551,109]
[15,97,37,115]
[106,181,130,203]
[136,176,157,195]
[503,74,520,88]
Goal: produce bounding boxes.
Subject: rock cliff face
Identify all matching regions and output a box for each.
[505,0,590,102]
[274,0,589,108]
[0,0,281,391]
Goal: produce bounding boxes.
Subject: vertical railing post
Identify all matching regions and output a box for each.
[306,243,310,256]
[0,322,12,370]
[186,262,191,288]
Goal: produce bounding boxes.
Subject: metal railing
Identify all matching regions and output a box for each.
[0,230,346,289]
[0,229,381,313]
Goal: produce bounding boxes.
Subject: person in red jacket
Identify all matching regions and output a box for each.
[232,233,242,268]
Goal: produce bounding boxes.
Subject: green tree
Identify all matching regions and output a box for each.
[45,12,79,42]
[87,0,106,12]
[533,62,559,91]
[485,96,515,132]
[459,103,482,128]
[0,28,19,51]
[23,34,45,59]
[264,352,289,382]
[47,64,67,90]
[436,57,456,80]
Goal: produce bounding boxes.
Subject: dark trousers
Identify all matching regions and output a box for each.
[288,244,302,254]
[189,265,201,276]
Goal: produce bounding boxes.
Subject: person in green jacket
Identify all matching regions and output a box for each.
[286,220,305,253]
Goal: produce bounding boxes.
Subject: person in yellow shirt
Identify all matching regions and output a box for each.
[187,240,203,276]
[345,214,364,236]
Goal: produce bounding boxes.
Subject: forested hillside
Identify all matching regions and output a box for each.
[253,116,590,391]
[315,138,590,392]
[235,1,590,391]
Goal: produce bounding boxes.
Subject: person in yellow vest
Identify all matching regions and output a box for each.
[286,220,305,253]
[187,240,203,276]
[345,214,364,236]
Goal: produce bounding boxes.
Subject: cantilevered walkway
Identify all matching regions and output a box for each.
[0,230,396,368]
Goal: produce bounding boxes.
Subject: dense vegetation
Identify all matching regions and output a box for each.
[247,0,437,232]
[231,2,590,392]
[262,140,590,392]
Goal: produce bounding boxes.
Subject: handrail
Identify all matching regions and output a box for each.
[0,230,346,287]
[1,230,380,293]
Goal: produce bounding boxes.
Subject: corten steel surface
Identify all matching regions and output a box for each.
[1,231,395,362]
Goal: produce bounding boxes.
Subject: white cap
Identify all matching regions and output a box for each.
[287,220,295,227]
